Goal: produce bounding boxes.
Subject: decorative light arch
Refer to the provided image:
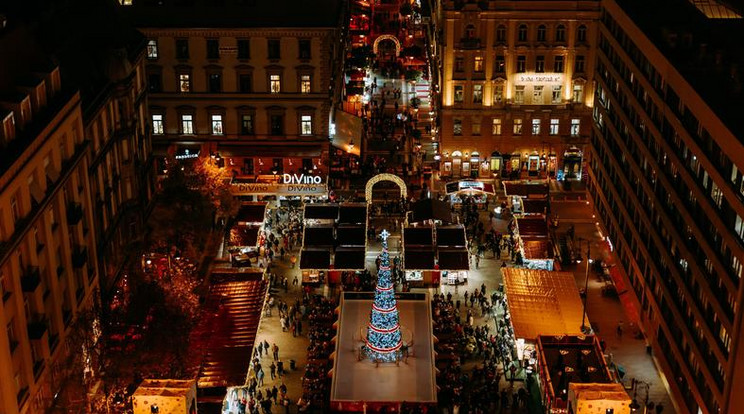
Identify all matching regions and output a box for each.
[365,173,408,203]
[372,34,401,57]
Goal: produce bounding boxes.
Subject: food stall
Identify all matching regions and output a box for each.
[228,202,268,266]
[444,180,496,208]
[502,180,549,218]
[132,379,197,414]
[569,383,632,414]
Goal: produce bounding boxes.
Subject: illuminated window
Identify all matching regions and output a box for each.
[513,118,523,135]
[711,182,723,208]
[270,74,281,93]
[514,85,525,104]
[492,118,502,135]
[474,56,484,72]
[472,84,483,104]
[571,118,580,136]
[552,85,562,103]
[533,86,544,102]
[493,85,503,103]
[472,121,481,135]
[301,115,313,135]
[573,84,584,102]
[549,119,559,135]
[152,114,164,135]
[181,114,194,135]
[211,115,223,135]
[147,40,158,59]
[453,118,462,135]
[531,119,541,135]
[554,56,564,72]
[178,74,190,92]
[300,75,311,93]
[454,85,464,103]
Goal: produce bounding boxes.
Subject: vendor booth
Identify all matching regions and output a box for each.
[514,215,554,270]
[502,269,586,373]
[503,180,549,217]
[228,202,268,267]
[569,383,631,414]
[132,380,196,414]
[444,180,495,207]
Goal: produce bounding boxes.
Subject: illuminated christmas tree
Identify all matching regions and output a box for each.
[363,229,403,363]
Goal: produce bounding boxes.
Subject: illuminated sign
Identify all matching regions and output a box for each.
[175,149,199,160]
[231,182,327,196]
[515,73,564,85]
[459,181,484,190]
[282,173,323,185]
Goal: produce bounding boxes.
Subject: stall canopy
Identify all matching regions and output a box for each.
[569,383,631,414]
[304,204,339,220]
[337,225,366,246]
[405,247,436,270]
[187,269,267,391]
[303,226,335,247]
[503,269,585,340]
[300,248,332,269]
[517,216,550,239]
[522,199,549,215]
[522,240,552,260]
[410,199,453,224]
[438,248,470,270]
[339,204,368,224]
[445,180,496,195]
[236,202,267,224]
[404,227,434,246]
[503,180,549,198]
[436,226,467,246]
[334,247,366,270]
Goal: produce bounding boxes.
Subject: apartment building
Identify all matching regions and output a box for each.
[0,32,99,414]
[120,0,344,183]
[438,0,598,180]
[588,0,744,412]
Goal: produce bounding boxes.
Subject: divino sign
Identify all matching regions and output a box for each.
[231,176,327,196]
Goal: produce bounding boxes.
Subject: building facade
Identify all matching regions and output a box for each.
[121,1,344,185]
[0,59,100,414]
[588,0,744,412]
[438,0,598,180]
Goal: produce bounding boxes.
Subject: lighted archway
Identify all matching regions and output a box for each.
[365,173,408,203]
[372,34,401,57]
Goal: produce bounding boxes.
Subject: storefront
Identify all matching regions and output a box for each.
[562,146,583,180]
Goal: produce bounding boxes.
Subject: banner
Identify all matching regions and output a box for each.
[230,182,327,196]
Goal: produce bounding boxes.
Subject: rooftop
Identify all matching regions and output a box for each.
[614,0,744,136]
[120,0,343,28]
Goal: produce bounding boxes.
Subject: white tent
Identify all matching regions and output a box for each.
[569,383,631,414]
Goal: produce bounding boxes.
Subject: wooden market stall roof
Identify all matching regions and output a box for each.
[338,203,368,224]
[523,240,552,260]
[502,268,585,340]
[516,216,550,239]
[334,247,366,270]
[503,180,549,198]
[404,247,436,270]
[300,248,332,269]
[404,226,434,247]
[236,202,267,224]
[436,225,467,247]
[569,383,631,414]
[410,198,453,224]
[304,204,339,220]
[337,225,366,246]
[522,199,549,215]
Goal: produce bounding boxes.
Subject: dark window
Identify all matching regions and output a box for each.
[271,159,283,175]
[496,25,506,42]
[536,56,545,73]
[270,114,283,135]
[465,24,476,39]
[239,74,252,93]
[241,114,254,135]
[554,56,564,72]
[577,25,587,42]
[242,158,254,175]
[455,57,464,72]
[575,55,585,73]
[299,39,311,59]
[237,39,250,59]
[176,39,189,59]
[536,25,546,42]
[517,56,526,73]
[517,24,528,42]
[268,39,280,59]
[494,55,505,73]
[302,158,313,172]
[206,39,219,59]
[556,25,566,42]
[208,73,221,93]
[148,73,162,93]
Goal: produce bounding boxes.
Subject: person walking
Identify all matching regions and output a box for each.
[272,343,279,361]
[269,361,276,380]
[277,360,284,378]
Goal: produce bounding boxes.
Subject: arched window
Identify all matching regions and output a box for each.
[496,25,507,42]
[517,24,528,42]
[555,24,566,42]
[577,25,587,42]
[465,24,476,39]
[536,25,546,42]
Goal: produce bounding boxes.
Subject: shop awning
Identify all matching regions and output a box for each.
[337,225,365,247]
[300,248,331,269]
[303,226,335,247]
[304,204,339,220]
[411,199,452,224]
[218,144,322,158]
[334,247,366,270]
[404,227,433,247]
[405,247,436,270]
[436,226,467,247]
[338,204,367,224]
[236,202,267,224]
[437,248,469,270]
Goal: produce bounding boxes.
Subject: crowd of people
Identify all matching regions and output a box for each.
[299,294,337,412]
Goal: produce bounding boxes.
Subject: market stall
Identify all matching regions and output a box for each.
[132,380,196,414]
[502,180,549,217]
[444,180,496,207]
[502,269,586,373]
[568,383,631,414]
[228,202,268,267]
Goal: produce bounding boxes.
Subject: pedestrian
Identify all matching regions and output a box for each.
[293,276,298,286]
[617,321,624,338]
[277,360,284,377]
[271,385,278,404]
[257,368,265,386]
[263,339,270,352]
[655,403,664,414]
[269,361,276,380]
[272,343,279,361]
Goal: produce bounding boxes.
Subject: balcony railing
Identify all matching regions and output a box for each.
[21,267,41,292]
[66,201,83,225]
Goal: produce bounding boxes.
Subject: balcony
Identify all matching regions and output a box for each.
[457,38,482,50]
[72,245,88,268]
[21,267,41,292]
[66,202,83,225]
[27,314,49,340]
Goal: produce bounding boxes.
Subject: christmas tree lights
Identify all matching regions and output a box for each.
[363,230,403,363]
